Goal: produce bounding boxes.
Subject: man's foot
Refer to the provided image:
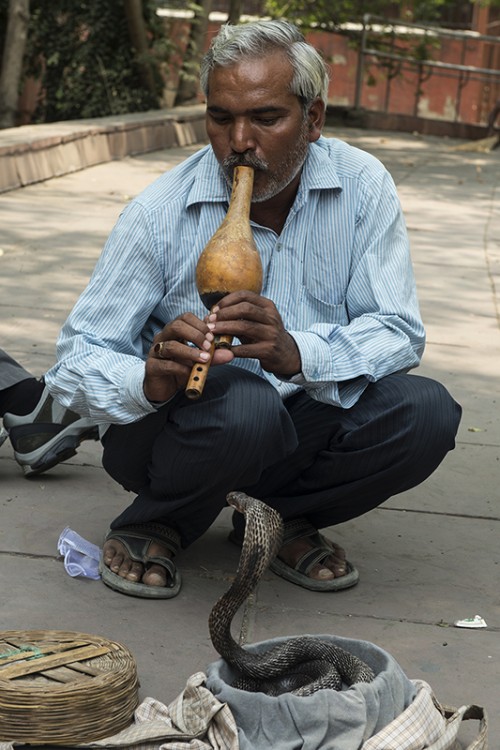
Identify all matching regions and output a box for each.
[99,523,182,599]
[103,538,172,586]
[269,518,359,591]
[277,535,348,582]
[229,515,359,591]
[3,386,99,477]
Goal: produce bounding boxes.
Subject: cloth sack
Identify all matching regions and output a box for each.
[362,679,488,750]
[205,635,488,750]
[205,634,416,750]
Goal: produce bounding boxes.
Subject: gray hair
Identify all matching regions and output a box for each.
[199,20,330,109]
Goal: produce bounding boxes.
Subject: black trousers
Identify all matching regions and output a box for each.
[0,349,42,417]
[0,349,33,391]
[102,366,462,549]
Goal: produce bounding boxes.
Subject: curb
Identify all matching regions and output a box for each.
[0,105,207,194]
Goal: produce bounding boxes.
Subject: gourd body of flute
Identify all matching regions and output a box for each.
[195,165,262,308]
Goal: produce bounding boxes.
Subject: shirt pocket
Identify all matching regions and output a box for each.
[299,284,349,327]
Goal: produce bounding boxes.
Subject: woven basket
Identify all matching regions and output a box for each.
[0,629,139,744]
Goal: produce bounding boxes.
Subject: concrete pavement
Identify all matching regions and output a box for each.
[0,120,499,746]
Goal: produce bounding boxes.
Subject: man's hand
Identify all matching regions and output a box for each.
[210,290,301,378]
[144,313,233,402]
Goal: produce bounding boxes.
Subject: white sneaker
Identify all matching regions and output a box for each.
[3,387,99,477]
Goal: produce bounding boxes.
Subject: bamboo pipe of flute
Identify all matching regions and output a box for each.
[184,337,216,400]
[184,311,234,400]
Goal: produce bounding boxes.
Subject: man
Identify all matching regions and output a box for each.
[0,349,98,476]
[45,20,461,599]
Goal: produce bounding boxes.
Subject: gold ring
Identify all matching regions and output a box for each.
[154,342,168,358]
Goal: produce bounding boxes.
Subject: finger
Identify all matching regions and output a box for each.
[153,314,212,349]
[212,348,235,366]
[154,341,171,359]
[151,339,212,364]
[154,339,198,358]
[214,319,270,344]
[214,301,275,327]
[215,290,261,307]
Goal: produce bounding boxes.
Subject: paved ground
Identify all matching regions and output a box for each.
[0,124,499,747]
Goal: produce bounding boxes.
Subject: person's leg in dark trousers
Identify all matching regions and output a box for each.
[243,373,462,528]
[100,367,460,593]
[102,365,298,546]
[227,373,461,585]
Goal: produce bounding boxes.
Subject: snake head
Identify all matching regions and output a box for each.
[226,491,282,525]
[226,491,284,553]
[226,491,250,515]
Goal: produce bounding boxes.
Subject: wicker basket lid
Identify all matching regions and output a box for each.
[0,629,139,744]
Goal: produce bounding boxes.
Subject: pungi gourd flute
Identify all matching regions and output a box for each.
[185,166,263,400]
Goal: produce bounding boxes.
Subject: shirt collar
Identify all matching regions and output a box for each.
[185,136,342,208]
[186,147,229,207]
[303,136,343,190]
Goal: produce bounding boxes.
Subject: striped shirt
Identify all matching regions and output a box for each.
[45,136,425,425]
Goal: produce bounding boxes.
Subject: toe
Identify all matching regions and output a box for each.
[329,554,347,577]
[141,541,173,587]
[103,539,145,581]
[124,561,143,582]
[110,553,126,574]
[308,556,347,582]
[102,540,120,567]
[278,534,349,582]
[143,563,168,587]
[312,564,336,581]
[321,538,348,576]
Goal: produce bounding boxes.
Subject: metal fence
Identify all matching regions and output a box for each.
[353,14,500,126]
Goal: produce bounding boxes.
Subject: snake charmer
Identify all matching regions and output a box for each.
[44,19,462,599]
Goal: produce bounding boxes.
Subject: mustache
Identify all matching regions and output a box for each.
[222,153,269,172]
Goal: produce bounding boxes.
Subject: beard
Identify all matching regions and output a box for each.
[221,122,310,203]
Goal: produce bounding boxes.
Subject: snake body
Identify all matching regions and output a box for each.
[209,491,375,696]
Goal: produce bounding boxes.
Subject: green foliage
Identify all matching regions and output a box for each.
[264,0,499,29]
[264,0,381,30]
[0,0,172,123]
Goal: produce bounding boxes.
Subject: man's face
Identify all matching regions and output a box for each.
[206,51,317,203]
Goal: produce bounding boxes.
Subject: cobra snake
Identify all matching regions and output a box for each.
[209,491,375,696]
